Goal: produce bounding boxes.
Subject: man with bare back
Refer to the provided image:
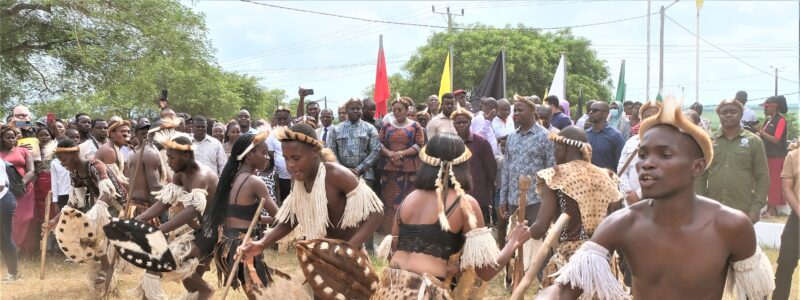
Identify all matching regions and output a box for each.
[133,136,219,300]
[537,97,774,300]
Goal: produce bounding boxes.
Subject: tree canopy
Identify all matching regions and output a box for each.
[366,24,613,108]
[1,0,286,120]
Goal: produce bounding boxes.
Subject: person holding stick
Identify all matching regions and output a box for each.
[133,135,219,300]
[528,127,624,288]
[43,138,126,294]
[371,133,532,299]
[124,123,166,219]
[94,120,132,187]
[202,132,279,299]
[236,123,384,298]
[537,96,774,299]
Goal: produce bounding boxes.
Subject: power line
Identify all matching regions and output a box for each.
[665,14,800,85]
[238,0,656,31]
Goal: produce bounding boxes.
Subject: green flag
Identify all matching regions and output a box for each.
[656,91,663,102]
[614,60,626,103]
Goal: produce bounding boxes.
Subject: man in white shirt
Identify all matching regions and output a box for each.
[735,90,757,129]
[268,107,293,204]
[617,102,661,205]
[492,98,515,139]
[471,97,501,156]
[190,116,227,175]
[50,158,72,208]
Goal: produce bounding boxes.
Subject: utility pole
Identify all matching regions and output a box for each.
[433,6,463,92]
[324,96,327,109]
[432,6,464,32]
[770,66,782,96]
[646,0,651,100]
[659,5,665,94]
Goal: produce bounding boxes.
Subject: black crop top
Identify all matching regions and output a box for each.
[396,196,466,260]
[228,176,260,221]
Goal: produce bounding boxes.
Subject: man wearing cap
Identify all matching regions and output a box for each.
[696,99,768,223]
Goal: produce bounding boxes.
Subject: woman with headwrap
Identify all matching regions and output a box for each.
[608,101,632,139]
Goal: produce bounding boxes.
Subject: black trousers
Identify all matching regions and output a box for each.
[0,192,18,275]
[773,212,799,300]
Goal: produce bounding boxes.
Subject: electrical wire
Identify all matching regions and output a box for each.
[665,14,799,84]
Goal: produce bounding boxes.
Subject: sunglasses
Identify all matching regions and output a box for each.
[589,108,608,113]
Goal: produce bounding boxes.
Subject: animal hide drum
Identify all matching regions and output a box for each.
[103,218,177,272]
[295,238,379,300]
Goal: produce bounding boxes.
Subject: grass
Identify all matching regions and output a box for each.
[0,247,797,299]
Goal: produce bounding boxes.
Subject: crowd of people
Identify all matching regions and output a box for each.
[0,86,795,299]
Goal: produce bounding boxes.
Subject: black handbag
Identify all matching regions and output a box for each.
[6,162,26,198]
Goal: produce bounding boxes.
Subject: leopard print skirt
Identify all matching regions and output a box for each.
[372,268,452,300]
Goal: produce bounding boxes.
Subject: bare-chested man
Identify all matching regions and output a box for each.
[124,123,164,218]
[238,123,383,297]
[538,97,774,299]
[133,136,219,300]
[95,120,131,187]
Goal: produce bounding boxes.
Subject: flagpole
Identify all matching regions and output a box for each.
[659,5,665,94]
[501,49,507,99]
[646,0,651,100]
[696,0,702,104]
[449,45,454,91]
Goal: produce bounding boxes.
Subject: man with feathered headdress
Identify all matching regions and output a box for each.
[538,96,774,300]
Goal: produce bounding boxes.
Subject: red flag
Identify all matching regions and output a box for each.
[373,35,389,118]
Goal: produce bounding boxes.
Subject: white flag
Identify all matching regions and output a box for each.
[548,54,569,117]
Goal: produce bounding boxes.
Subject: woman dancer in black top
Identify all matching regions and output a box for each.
[203,132,279,299]
[374,133,531,299]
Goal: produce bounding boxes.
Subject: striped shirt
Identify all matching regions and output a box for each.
[326,119,380,180]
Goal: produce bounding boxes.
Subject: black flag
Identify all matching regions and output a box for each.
[470,50,506,108]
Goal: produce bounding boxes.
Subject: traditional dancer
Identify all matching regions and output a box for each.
[237,123,384,298]
[124,122,166,219]
[528,126,623,288]
[95,120,132,186]
[372,133,531,300]
[133,135,219,300]
[202,132,280,299]
[44,138,127,294]
[538,96,774,299]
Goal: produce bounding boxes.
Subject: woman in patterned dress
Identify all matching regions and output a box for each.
[378,96,425,234]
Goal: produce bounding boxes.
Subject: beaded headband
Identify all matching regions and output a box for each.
[162,140,195,152]
[275,127,324,150]
[513,94,536,109]
[548,133,593,162]
[450,107,474,121]
[54,147,80,153]
[418,145,472,167]
[418,144,475,231]
[237,130,270,161]
[108,120,131,133]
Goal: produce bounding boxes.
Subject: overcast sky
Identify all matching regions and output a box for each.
[191,0,800,111]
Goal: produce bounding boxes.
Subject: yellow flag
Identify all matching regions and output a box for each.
[438,52,451,101]
[696,0,703,11]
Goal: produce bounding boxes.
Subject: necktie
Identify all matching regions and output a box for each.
[322,127,328,142]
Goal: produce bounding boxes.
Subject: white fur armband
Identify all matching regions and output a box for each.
[68,187,87,209]
[152,183,186,206]
[725,246,775,299]
[177,189,208,215]
[85,200,111,228]
[97,178,118,201]
[553,241,629,300]
[461,227,500,270]
[339,180,383,229]
[375,235,394,261]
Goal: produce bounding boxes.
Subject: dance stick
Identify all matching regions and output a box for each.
[512,175,532,289]
[510,213,571,300]
[103,139,147,300]
[39,191,53,279]
[221,197,267,300]
[617,149,638,177]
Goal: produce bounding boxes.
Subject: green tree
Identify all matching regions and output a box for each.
[376,24,611,108]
